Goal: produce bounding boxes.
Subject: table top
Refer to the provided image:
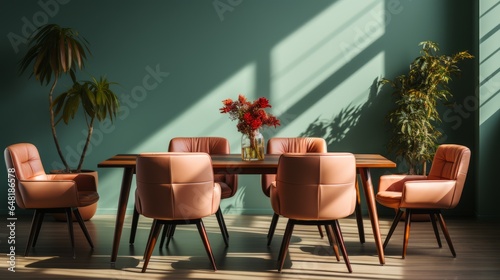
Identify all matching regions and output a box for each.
[98,153,395,174]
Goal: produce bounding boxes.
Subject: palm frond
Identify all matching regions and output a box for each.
[18,24,90,86]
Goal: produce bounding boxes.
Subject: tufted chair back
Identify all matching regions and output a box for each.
[426,144,471,208]
[168,137,237,198]
[135,152,221,220]
[377,144,471,210]
[261,137,327,197]
[270,153,356,220]
[5,143,48,209]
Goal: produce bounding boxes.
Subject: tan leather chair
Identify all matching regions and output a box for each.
[270,153,357,272]
[165,137,236,246]
[129,137,237,247]
[135,152,221,272]
[4,143,98,257]
[261,137,327,245]
[376,144,471,258]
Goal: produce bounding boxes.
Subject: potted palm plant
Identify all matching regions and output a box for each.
[53,75,119,172]
[379,41,473,175]
[19,24,120,220]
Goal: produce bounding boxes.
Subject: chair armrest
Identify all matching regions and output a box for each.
[48,172,97,192]
[379,174,427,193]
[401,180,457,209]
[261,174,275,197]
[212,182,222,213]
[269,181,280,214]
[18,180,79,208]
[269,181,277,191]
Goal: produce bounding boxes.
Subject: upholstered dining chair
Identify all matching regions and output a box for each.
[261,137,327,245]
[129,137,237,247]
[135,152,221,272]
[270,153,357,272]
[4,143,98,258]
[376,144,471,258]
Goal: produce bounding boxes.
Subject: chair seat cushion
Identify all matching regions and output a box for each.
[78,191,100,207]
[376,191,401,209]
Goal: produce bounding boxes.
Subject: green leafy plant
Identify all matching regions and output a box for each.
[379,41,473,175]
[53,76,119,171]
[19,24,120,173]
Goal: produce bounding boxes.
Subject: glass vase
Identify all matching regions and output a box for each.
[241,129,265,161]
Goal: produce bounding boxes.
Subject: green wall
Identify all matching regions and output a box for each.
[478,0,500,219]
[1,0,486,217]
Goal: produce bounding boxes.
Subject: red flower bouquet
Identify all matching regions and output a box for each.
[220,95,280,160]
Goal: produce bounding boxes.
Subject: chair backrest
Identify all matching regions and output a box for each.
[427,144,471,208]
[4,143,49,209]
[271,153,356,220]
[135,152,220,220]
[168,137,237,198]
[168,137,229,154]
[4,143,48,181]
[261,137,327,196]
[266,137,327,154]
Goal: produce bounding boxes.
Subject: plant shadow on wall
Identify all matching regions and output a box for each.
[223,185,246,215]
[300,41,474,177]
[299,78,381,152]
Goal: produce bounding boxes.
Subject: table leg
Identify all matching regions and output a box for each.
[110,167,135,264]
[358,167,385,265]
[354,175,365,244]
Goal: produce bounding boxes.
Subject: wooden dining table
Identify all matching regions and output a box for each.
[98,153,395,265]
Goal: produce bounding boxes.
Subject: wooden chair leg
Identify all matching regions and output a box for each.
[196,219,217,271]
[276,220,350,272]
[384,209,404,248]
[159,225,168,248]
[159,223,176,248]
[267,213,279,246]
[65,208,76,259]
[429,212,442,248]
[142,220,163,273]
[325,225,333,245]
[73,208,94,248]
[165,225,176,248]
[215,207,229,247]
[142,221,157,261]
[31,211,45,248]
[25,210,43,256]
[317,225,324,238]
[402,209,412,259]
[332,220,352,273]
[326,223,340,261]
[129,205,140,244]
[436,212,456,257]
[277,220,294,271]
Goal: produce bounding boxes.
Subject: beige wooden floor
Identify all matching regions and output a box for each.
[1,214,499,279]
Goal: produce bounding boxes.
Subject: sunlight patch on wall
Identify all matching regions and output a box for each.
[130,63,257,153]
[270,0,385,113]
[479,0,500,124]
[276,52,385,137]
